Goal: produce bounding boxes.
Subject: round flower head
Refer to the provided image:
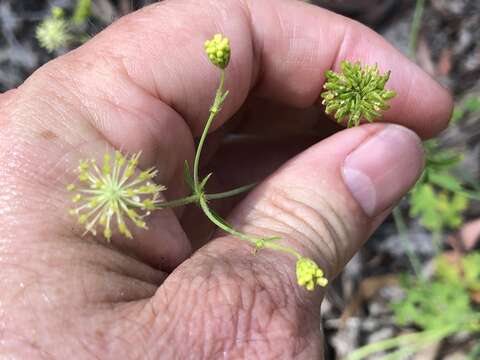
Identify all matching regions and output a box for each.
[296,257,328,291]
[36,7,72,52]
[67,151,165,241]
[204,34,231,69]
[321,60,396,128]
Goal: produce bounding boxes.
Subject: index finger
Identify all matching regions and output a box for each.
[30,0,451,141]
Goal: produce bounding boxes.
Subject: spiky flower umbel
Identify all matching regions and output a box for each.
[296,257,328,291]
[67,151,165,241]
[36,7,72,53]
[321,60,396,128]
[204,34,231,69]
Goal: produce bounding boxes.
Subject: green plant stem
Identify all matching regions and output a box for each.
[409,0,426,60]
[73,0,92,25]
[198,196,301,258]
[156,194,198,208]
[392,207,422,277]
[193,70,226,190]
[189,68,302,260]
[206,182,257,200]
[156,183,257,209]
[347,326,455,360]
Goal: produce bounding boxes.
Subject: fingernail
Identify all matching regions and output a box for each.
[342,125,424,217]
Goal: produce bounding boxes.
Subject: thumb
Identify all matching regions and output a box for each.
[148,123,424,358]
[200,123,424,288]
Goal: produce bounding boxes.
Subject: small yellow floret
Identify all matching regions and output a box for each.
[204,34,231,69]
[296,257,328,291]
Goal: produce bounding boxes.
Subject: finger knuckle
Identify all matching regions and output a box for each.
[249,185,351,275]
[151,252,318,359]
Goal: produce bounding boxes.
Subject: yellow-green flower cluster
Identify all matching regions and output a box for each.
[67,151,165,241]
[296,257,328,291]
[321,60,396,128]
[204,34,231,69]
[36,7,72,53]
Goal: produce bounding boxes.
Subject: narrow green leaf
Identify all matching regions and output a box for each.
[199,172,213,191]
[450,107,465,123]
[209,207,231,228]
[183,160,195,191]
[464,96,480,112]
[428,172,463,192]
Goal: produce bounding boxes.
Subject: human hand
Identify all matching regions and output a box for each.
[0,0,452,358]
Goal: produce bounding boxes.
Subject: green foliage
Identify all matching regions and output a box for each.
[72,0,92,25]
[392,276,474,332]
[469,343,480,359]
[394,253,480,335]
[349,252,480,359]
[464,97,480,112]
[436,252,480,292]
[408,140,469,232]
[451,107,464,123]
[410,184,468,232]
[463,252,480,291]
[451,96,480,123]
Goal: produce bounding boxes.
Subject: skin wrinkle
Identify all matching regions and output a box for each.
[246,0,339,108]
[1,71,195,264]
[398,69,422,133]
[1,105,110,229]
[260,186,342,274]
[216,264,277,354]
[221,256,310,355]
[328,19,351,75]
[5,237,164,287]
[108,311,153,360]
[233,189,337,278]
[46,46,195,214]
[35,47,193,185]
[111,1,223,134]
[87,92,191,203]
[147,281,191,355]
[296,187,352,274]
[1,263,41,306]
[241,1,263,95]
[89,0,255,136]
[1,334,57,360]
[145,248,315,359]
[23,60,104,143]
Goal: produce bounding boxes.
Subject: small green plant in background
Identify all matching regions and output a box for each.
[408,95,480,235]
[72,0,92,25]
[451,96,480,123]
[36,0,92,53]
[409,140,469,233]
[348,252,480,360]
[353,96,480,358]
